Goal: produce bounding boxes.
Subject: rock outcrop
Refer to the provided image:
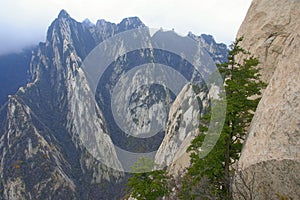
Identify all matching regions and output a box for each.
[155,84,209,176]
[234,0,300,199]
[236,0,300,83]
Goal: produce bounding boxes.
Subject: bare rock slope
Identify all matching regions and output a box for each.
[234,0,300,199]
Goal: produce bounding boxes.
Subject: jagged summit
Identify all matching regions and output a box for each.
[119,16,143,25]
[95,18,115,28]
[58,9,70,19]
[118,16,145,29]
[82,18,95,28]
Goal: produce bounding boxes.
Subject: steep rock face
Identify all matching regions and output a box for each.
[236,0,300,83]
[155,84,210,176]
[26,8,125,189]
[0,10,144,199]
[0,97,76,199]
[94,29,228,159]
[234,0,300,199]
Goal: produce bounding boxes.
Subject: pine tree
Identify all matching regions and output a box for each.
[125,157,171,200]
[181,37,266,199]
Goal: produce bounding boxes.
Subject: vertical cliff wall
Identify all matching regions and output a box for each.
[234,0,300,199]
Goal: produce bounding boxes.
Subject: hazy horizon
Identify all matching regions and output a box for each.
[0,0,252,55]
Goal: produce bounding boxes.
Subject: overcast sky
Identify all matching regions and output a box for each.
[0,0,252,55]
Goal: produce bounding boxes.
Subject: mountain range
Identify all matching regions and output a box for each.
[0,10,228,199]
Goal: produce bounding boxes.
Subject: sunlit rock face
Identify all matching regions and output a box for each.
[155,84,210,176]
[236,0,300,83]
[233,0,300,199]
